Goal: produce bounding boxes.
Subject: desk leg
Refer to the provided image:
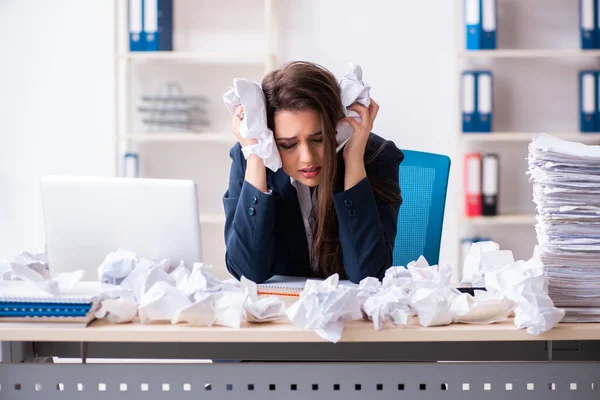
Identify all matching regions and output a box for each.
[0,342,35,364]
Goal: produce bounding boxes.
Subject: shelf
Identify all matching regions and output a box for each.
[463,214,537,225]
[199,214,226,224]
[460,132,600,143]
[458,49,600,59]
[116,51,273,64]
[121,133,237,144]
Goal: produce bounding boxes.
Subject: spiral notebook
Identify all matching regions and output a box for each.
[0,281,102,326]
[227,275,357,297]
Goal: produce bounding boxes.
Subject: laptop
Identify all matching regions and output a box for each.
[41,176,203,281]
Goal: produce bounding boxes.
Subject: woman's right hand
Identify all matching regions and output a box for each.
[232,105,258,147]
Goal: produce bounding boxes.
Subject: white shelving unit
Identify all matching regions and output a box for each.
[114,1,279,172]
[113,0,279,274]
[460,132,600,142]
[462,214,537,226]
[455,1,600,274]
[123,133,236,143]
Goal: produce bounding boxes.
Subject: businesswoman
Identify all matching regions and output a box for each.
[223,61,403,284]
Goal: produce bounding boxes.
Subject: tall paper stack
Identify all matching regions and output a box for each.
[528,133,600,322]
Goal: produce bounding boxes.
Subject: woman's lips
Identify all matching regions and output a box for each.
[299,166,322,179]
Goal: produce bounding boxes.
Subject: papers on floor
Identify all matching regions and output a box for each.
[528,133,600,322]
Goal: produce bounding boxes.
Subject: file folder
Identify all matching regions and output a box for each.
[128,0,144,52]
[464,153,482,217]
[481,0,497,49]
[465,0,482,50]
[580,71,597,132]
[462,72,477,132]
[144,0,173,51]
[597,71,600,132]
[481,153,499,216]
[581,0,596,49]
[477,71,493,132]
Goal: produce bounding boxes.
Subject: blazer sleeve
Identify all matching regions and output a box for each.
[222,143,277,283]
[332,146,403,284]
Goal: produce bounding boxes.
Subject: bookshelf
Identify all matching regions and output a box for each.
[113,0,279,275]
[455,0,600,278]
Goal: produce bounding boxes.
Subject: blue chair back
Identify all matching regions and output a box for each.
[392,150,451,267]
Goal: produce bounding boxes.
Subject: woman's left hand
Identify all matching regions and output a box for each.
[341,99,379,162]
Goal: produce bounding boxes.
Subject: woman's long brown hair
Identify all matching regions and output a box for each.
[262,61,400,279]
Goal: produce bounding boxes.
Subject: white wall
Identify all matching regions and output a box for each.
[0,1,115,260]
[0,0,114,259]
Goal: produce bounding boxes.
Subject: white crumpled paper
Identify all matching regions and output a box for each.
[95,251,246,326]
[410,281,460,327]
[138,281,192,324]
[223,78,282,172]
[363,285,413,330]
[241,276,287,323]
[407,256,453,284]
[450,290,515,325]
[382,266,412,289]
[286,274,362,343]
[0,251,86,296]
[172,290,247,328]
[95,289,138,324]
[485,255,565,335]
[461,241,515,287]
[336,63,371,152]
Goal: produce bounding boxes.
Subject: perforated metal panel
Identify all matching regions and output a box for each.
[1,362,599,400]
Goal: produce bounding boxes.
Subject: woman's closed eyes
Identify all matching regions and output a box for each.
[277,134,323,151]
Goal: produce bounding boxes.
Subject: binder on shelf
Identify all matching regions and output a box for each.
[597,71,600,131]
[128,0,144,52]
[476,71,493,132]
[581,0,596,49]
[465,0,482,50]
[144,0,173,51]
[123,152,139,178]
[464,153,482,217]
[580,70,597,132]
[481,0,497,49]
[462,71,477,132]
[481,153,499,216]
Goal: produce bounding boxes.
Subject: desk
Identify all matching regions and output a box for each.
[1,319,600,399]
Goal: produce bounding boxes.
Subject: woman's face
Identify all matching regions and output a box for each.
[274,109,324,187]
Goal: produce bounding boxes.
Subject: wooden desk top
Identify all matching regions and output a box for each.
[0,318,598,343]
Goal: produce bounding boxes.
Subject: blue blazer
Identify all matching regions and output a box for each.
[222,133,404,284]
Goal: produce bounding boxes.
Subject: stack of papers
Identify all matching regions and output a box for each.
[528,133,600,322]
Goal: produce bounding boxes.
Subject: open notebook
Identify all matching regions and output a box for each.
[227,275,358,297]
[0,281,102,327]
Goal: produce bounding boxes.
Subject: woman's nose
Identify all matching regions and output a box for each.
[298,144,314,163]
